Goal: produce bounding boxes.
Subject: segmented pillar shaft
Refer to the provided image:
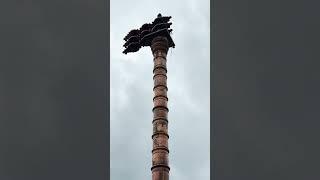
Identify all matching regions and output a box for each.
[151,36,170,180]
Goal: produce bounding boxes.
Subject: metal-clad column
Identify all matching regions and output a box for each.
[151,36,170,180]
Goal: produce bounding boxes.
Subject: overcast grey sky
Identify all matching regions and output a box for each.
[110,0,210,179]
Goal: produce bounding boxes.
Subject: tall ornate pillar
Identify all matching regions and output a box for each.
[122,14,175,180]
[151,36,170,180]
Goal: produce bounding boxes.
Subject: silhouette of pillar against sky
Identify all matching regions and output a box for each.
[122,13,174,180]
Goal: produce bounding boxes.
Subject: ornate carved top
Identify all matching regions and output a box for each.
[122,13,174,54]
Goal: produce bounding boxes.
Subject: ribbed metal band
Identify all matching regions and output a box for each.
[152,132,169,139]
[153,73,167,79]
[153,95,168,101]
[152,118,168,123]
[153,66,167,73]
[152,106,169,112]
[152,146,169,153]
[151,164,170,171]
[153,55,167,61]
[153,85,168,91]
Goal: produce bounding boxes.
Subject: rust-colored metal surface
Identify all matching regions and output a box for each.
[151,36,170,180]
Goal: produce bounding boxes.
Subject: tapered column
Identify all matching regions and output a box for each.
[151,36,170,180]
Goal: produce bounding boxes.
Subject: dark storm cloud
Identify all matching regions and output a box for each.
[0,1,108,179]
[214,1,320,179]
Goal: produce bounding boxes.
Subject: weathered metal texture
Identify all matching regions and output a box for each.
[151,36,170,180]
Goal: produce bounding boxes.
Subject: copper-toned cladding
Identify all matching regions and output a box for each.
[151,36,170,180]
[153,97,168,111]
[153,107,168,119]
[154,76,167,88]
[153,122,169,135]
[152,47,168,58]
[153,68,167,76]
[154,58,167,69]
[153,134,168,148]
[152,150,169,165]
[153,86,168,101]
[153,74,167,80]
[122,14,174,180]
[153,101,168,108]
[152,169,169,180]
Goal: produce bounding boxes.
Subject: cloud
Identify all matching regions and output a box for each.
[110,0,210,180]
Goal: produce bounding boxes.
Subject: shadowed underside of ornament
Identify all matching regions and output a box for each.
[122,13,175,54]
